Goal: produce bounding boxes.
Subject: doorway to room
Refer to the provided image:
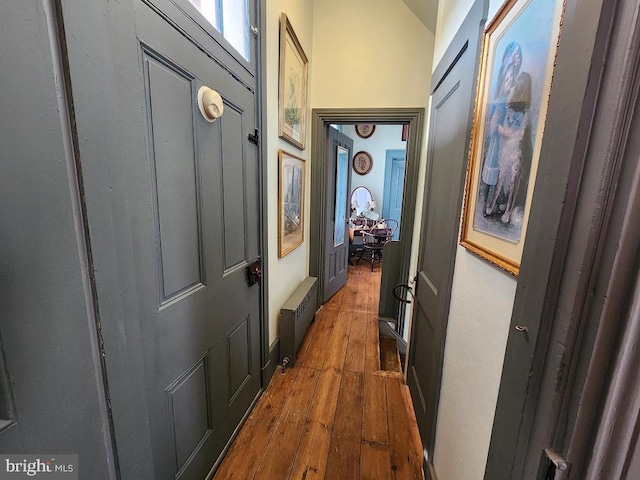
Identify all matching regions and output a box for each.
[309,108,425,344]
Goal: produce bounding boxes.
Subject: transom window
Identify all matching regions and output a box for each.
[188,0,250,61]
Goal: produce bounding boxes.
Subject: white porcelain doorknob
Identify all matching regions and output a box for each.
[197,86,224,122]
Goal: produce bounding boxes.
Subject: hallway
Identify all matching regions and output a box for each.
[214,263,423,479]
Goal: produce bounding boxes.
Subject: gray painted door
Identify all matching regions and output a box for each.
[382,150,405,241]
[323,127,353,302]
[485,0,640,476]
[0,3,113,477]
[61,0,262,478]
[407,0,484,469]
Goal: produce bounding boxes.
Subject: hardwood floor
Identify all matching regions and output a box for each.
[213,264,423,480]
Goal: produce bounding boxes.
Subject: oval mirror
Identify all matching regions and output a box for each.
[351,186,375,217]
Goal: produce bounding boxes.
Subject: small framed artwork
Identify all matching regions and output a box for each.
[401,124,409,141]
[352,151,373,175]
[278,149,306,257]
[278,13,309,150]
[460,0,564,275]
[355,124,376,139]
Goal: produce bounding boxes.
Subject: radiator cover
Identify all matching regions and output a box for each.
[279,276,318,367]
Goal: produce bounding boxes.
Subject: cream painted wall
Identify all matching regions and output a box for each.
[432,1,518,480]
[265,0,314,346]
[309,0,435,347]
[310,0,434,109]
[265,0,435,347]
[433,0,504,65]
[432,0,475,66]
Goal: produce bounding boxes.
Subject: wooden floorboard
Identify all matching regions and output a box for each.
[380,337,402,373]
[323,310,351,372]
[213,263,423,480]
[364,312,381,375]
[363,373,389,445]
[324,370,364,480]
[254,367,320,480]
[323,287,344,312]
[386,377,424,480]
[213,367,300,480]
[344,313,367,374]
[295,317,318,365]
[353,276,370,313]
[299,308,336,370]
[289,367,342,480]
[361,441,393,480]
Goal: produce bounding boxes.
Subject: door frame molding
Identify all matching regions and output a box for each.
[309,108,425,316]
[256,0,271,385]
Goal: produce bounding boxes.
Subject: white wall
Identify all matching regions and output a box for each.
[265,0,314,346]
[432,1,518,480]
[341,124,406,216]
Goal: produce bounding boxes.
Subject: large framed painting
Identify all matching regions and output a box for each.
[278,149,306,257]
[333,146,349,247]
[278,13,309,150]
[460,0,565,275]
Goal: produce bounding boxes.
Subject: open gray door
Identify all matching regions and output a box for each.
[484,0,640,477]
[60,0,263,478]
[407,0,485,473]
[323,127,353,302]
[0,3,114,477]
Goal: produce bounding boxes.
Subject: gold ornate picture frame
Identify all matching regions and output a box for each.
[460,0,564,275]
[278,149,306,257]
[278,13,308,150]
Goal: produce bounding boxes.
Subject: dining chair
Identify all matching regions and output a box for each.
[358,219,398,271]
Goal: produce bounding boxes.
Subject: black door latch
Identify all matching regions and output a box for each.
[248,129,259,145]
[246,258,262,286]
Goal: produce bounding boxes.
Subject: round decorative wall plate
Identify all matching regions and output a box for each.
[355,124,376,138]
[352,151,373,175]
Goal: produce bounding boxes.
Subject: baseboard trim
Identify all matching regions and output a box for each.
[261,337,280,387]
[425,460,437,480]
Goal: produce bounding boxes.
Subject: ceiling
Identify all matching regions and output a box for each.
[401,0,438,34]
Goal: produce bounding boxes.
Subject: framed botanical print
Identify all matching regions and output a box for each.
[278,149,306,257]
[460,0,564,275]
[355,124,376,139]
[352,151,373,175]
[278,13,309,150]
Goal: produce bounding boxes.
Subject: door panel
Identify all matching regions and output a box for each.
[60,0,262,477]
[382,150,405,241]
[137,4,261,476]
[323,127,353,302]
[423,82,463,288]
[407,0,484,466]
[145,53,205,300]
